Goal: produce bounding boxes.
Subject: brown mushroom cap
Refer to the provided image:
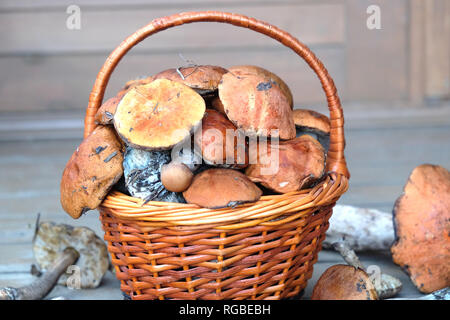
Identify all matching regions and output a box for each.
[114,79,206,150]
[245,135,326,193]
[391,164,450,293]
[95,77,154,125]
[228,65,293,108]
[183,168,262,208]
[210,96,226,114]
[194,109,248,168]
[218,71,295,139]
[293,109,331,135]
[60,126,124,219]
[161,161,193,193]
[311,265,378,300]
[154,65,227,93]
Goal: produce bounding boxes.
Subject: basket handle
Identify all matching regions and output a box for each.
[84,11,350,178]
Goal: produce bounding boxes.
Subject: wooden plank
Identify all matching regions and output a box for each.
[0,48,346,112]
[424,0,450,100]
[346,0,409,101]
[408,0,426,105]
[0,4,345,54]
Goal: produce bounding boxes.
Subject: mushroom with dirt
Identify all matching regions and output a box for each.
[183,168,262,208]
[95,76,154,125]
[154,65,227,96]
[245,135,326,193]
[391,164,450,293]
[113,79,206,150]
[218,67,295,139]
[60,125,124,219]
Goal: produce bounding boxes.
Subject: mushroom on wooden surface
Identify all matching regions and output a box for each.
[311,264,378,300]
[391,164,450,293]
[114,79,206,150]
[154,65,227,95]
[183,168,262,208]
[60,125,124,219]
[228,65,293,108]
[218,69,295,139]
[332,241,402,299]
[245,135,325,193]
[95,76,154,125]
[123,147,185,203]
[33,221,109,289]
[194,109,248,168]
[293,109,330,151]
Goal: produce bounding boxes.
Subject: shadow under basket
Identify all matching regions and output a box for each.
[85,11,350,300]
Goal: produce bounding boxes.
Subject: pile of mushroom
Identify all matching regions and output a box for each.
[61,64,331,216]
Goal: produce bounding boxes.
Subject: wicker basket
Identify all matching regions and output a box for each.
[84,11,350,300]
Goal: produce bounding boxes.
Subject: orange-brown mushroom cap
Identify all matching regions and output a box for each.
[218,71,295,139]
[311,265,378,300]
[391,164,450,293]
[154,65,227,93]
[293,109,331,135]
[60,126,124,219]
[114,79,206,150]
[183,169,262,208]
[194,109,248,168]
[228,65,293,109]
[95,76,154,125]
[245,135,325,193]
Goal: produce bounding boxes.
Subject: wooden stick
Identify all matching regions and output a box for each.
[0,247,79,300]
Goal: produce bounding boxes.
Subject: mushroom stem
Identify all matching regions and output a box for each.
[0,247,79,300]
[332,241,402,299]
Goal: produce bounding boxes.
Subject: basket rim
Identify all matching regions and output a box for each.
[100,172,348,229]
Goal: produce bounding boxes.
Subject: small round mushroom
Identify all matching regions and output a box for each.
[218,69,295,139]
[60,125,124,219]
[183,168,262,208]
[95,76,154,125]
[154,65,228,95]
[114,79,206,150]
[32,221,109,289]
[161,161,193,192]
[194,109,248,169]
[228,65,293,108]
[391,164,450,293]
[245,135,326,193]
[311,265,378,300]
[293,109,331,151]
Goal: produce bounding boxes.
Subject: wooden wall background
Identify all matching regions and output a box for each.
[0,0,449,115]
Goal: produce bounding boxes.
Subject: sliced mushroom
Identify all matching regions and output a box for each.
[123,147,185,203]
[194,109,248,169]
[161,162,193,193]
[218,70,295,139]
[245,135,326,193]
[114,79,206,150]
[33,221,109,289]
[60,125,124,219]
[95,76,154,125]
[391,164,450,293]
[183,168,262,208]
[311,265,378,300]
[154,65,227,95]
[228,65,293,109]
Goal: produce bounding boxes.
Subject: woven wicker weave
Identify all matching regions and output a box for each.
[85,11,350,300]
